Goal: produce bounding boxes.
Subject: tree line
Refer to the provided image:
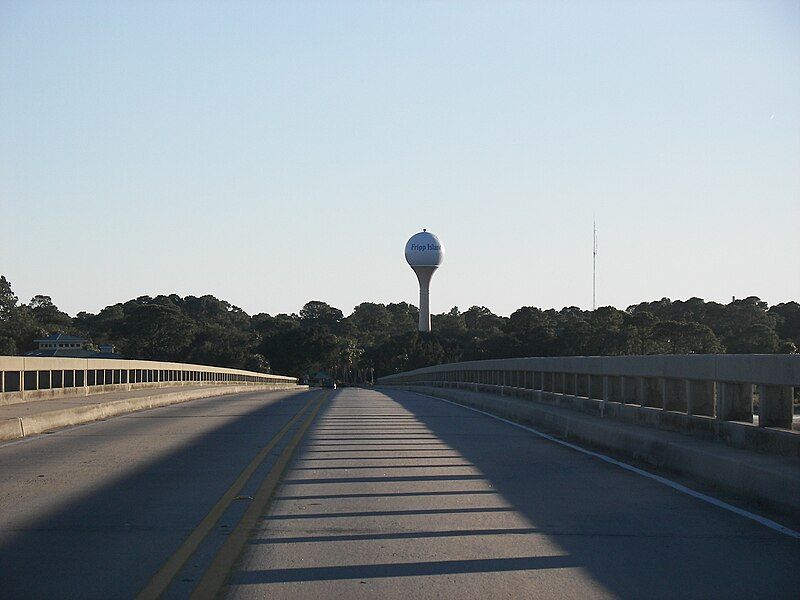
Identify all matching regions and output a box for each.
[1,275,798,379]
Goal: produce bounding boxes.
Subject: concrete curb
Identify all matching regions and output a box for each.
[0,385,305,442]
[0,418,23,441]
[386,385,800,515]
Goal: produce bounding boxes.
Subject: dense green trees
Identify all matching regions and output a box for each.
[0,275,797,379]
[0,277,76,354]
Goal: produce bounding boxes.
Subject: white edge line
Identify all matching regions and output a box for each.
[409,389,800,540]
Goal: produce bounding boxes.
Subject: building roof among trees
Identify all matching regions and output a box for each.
[33,333,87,344]
[25,348,122,358]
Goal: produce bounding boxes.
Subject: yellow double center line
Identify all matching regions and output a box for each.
[137,391,328,600]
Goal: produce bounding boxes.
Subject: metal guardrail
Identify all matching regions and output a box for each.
[378,355,800,430]
[0,356,298,404]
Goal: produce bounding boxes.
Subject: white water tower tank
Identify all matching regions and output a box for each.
[405,230,445,332]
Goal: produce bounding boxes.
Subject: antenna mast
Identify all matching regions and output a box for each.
[592,219,597,311]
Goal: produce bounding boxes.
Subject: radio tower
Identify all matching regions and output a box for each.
[592,219,598,311]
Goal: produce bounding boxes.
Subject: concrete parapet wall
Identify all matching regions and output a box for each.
[380,354,800,384]
[378,354,799,445]
[416,382,800,458]
[388,384,800,515]
[0,356,297,405]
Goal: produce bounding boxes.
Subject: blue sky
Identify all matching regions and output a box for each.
[1,1,798,317]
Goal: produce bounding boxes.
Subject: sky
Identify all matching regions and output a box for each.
[1,1,798,318]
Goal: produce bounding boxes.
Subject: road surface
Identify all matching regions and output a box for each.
[0,387,797,599]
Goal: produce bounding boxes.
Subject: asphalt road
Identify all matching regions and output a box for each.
[226,387,799,600]
[0,386,797,599]
[0,387,321,599]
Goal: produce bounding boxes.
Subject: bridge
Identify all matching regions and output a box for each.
[0,355,798,598]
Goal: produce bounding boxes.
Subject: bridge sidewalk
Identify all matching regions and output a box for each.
[0,384,289,443]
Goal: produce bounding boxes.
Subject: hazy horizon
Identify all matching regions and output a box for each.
[3,1,798,318]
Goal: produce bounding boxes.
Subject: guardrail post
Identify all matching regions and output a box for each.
[717,382,753,422]
[758,385,793,428]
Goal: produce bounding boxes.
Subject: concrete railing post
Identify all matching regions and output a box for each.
[717,382,753,422]
[758,385,793,429]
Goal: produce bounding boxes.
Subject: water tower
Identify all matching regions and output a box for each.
[405,230,445,332]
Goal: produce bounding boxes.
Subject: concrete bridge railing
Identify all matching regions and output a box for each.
[0,356,298,405]
[378,354,799,457]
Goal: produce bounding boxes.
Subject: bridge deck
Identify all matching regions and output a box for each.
[226,388,799,599]
[0,387,797,598]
